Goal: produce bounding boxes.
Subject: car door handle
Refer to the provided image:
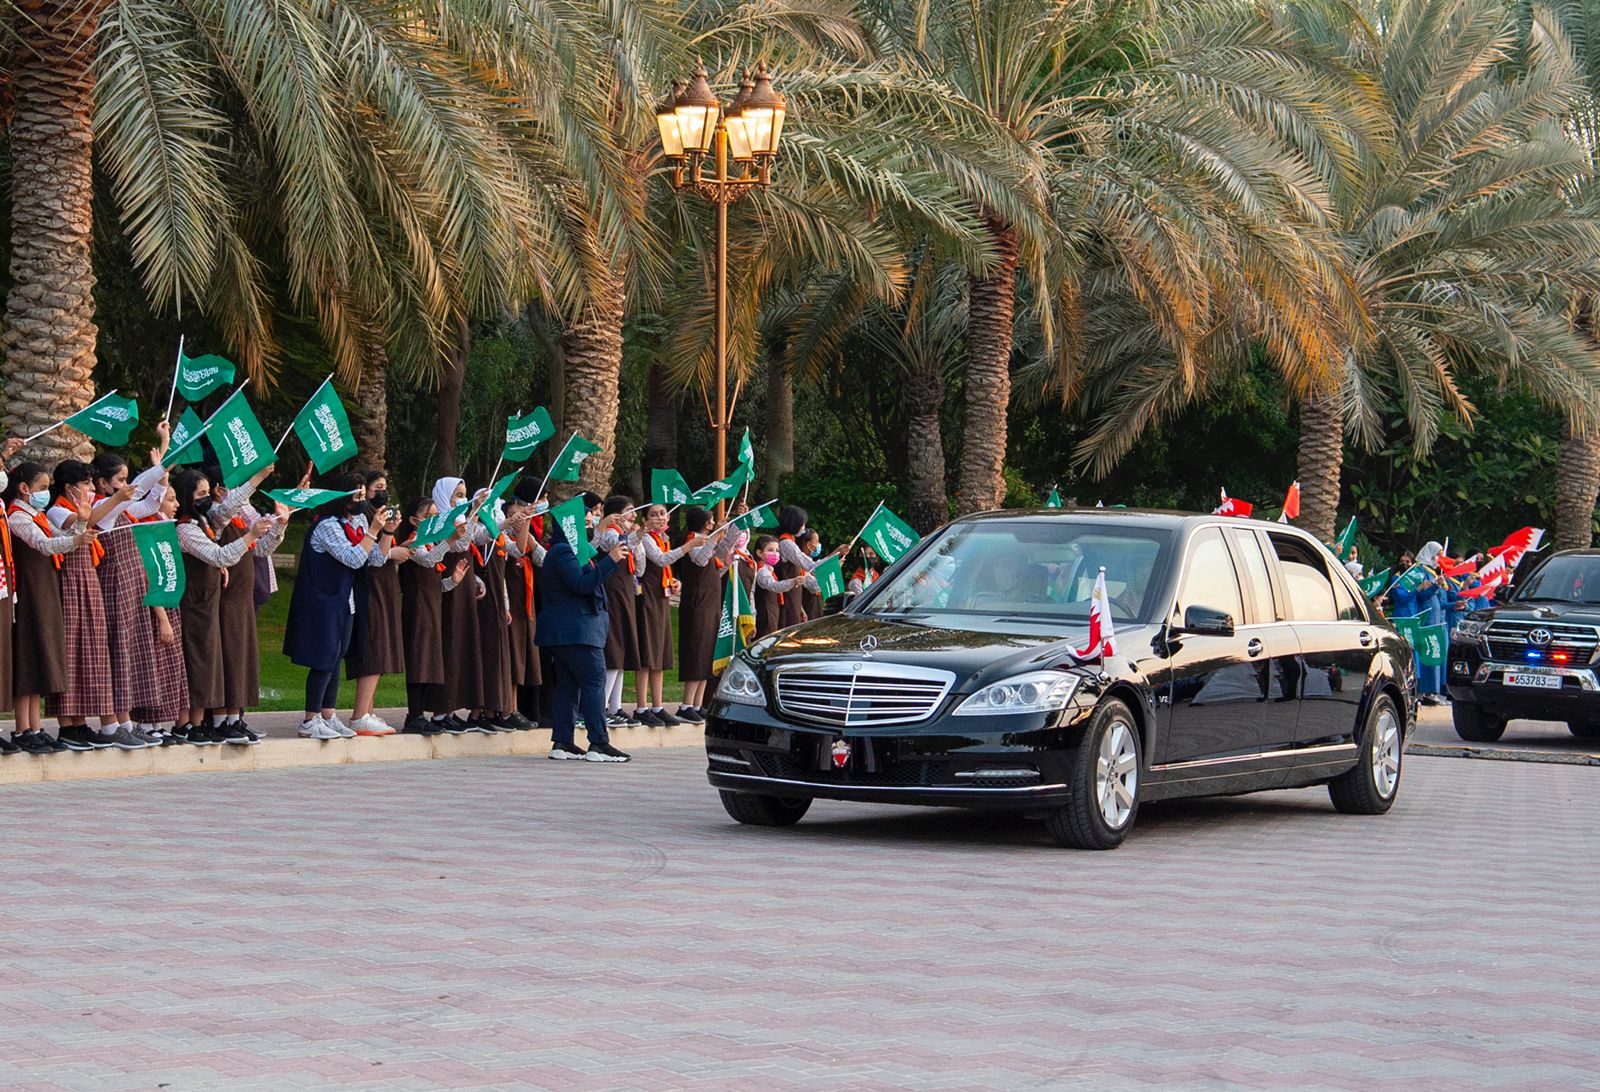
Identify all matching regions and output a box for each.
[1358,630,1373,647]
[1246,638,1264,658]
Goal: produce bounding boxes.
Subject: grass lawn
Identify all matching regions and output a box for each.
[256,572,687,712]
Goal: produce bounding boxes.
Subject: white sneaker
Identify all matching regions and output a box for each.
[298,716,340,741]
[325,713,356,738]
[352,714,395,736]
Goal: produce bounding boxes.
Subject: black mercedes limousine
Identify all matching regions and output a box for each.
[705,510,1418,849]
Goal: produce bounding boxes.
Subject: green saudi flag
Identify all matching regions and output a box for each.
[476,472,520,537]
[131,521,185,607]
[176,351,236,401]
[859,503,921,563]
[502,407,555,463]
[1358,567,1391,598]
[413,501,468,548]
[1328,517,1358,560]
[210,389,276,488]
[264,487,355,510]
[737,427,755,470]
[546,432,603,482]
[726,501,778,535]
[651,468,693,507]
[712,567,750,671]
[1045,487,1062,508]
[550,494,594,564]
[292,380,357,473]
[693,467,749,507]
[1393,563,1430,593]
[813,555,846,599]
[66,392,140,446]
[1392,615,1448,666]
[164,406,207,466]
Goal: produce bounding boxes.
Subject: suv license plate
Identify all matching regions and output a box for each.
[1504,672,1561,690]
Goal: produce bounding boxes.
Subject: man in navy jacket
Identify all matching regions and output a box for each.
[536,519,631,761]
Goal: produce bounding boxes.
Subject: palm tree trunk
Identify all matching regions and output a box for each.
[1554,424,1600,551]
[644,360,679,483]
[435,317,469,477]
[558,264,625,498]
[905,351,947,534]
[354,347,389,469]
[763,355,794,498]
[956,218,1018,516]
[1297,389,1344,542]
[2,0,111,464]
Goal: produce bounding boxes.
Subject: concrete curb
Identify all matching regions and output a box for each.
[0,725,706,786]
[1406,740,1600,767]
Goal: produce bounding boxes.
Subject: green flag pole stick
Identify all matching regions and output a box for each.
[842,501,883,560]
[163,335,184,422]
[164,378,250,464]
[274,374,332,454]
[21,389,118,445]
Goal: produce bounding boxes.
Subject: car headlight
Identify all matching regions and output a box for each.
[1453,617,1488,639]
[952,671,1081,716]
[715,657,766,706]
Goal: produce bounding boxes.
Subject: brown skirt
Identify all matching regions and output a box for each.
[218,523,260,709]
[604,562,641,671]
[348,561,404,678]
[475,550,515,712]
[440,550,484,710]
[777,559,808,628]
[400,559,445,686]
[635,561,674,671]
[50,545,113,717]
[504,556,541,686]
[129,607,189,724]
[677,557,722,682]
[180,552,226,710]
[756,584,784,638]
[12,537,67,700]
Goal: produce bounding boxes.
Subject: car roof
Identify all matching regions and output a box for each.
[954,507,1302,533]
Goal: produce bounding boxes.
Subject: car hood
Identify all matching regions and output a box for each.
[749,611,1132,691]
[1476,602,1600,625]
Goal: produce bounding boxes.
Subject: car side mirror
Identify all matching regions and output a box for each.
[1178,605,1235,638]
[822,593,855,617]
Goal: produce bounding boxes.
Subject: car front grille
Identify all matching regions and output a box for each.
[1484,620,1599,664]
[772,662,956,728]
[752,750,947,787]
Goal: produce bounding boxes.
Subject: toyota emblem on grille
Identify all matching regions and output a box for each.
[859,634,879,656]
[1528,628,1554,647]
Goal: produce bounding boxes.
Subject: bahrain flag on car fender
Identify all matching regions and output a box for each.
[1213,488,1253,518]
[1072,567,1117,660]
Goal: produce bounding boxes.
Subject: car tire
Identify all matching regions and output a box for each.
[1452,702,1507,742]
[1329,694,1403,815]
[719,791,812,827]
[1567,721,1600,739]
[1045,698,1140,850]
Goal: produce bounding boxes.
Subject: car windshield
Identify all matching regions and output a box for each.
[854,519,1173,624]
[1513,556,1600,605]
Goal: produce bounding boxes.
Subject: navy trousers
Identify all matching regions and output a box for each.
[547,643,609,747]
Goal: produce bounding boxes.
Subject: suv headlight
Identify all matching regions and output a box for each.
[715,658,766,706]
[1453,617,1488,640]
[953,671,1081,716]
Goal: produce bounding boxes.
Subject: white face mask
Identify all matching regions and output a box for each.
[30,490,50,511]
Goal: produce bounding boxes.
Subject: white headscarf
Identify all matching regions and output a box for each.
[1416,541,1444,568]
[431,477,463,520]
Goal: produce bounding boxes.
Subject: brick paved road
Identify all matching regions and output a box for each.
[2,750,1596,1090]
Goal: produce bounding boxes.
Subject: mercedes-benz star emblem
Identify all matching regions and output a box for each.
[1528,628,1554,647]
[859,634,879,656]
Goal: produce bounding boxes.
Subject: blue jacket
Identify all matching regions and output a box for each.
[284,516,359,672]
[535,541,620,648]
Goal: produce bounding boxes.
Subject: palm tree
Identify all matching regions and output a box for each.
[864,0,1375,516]
[1066,0,1600,542]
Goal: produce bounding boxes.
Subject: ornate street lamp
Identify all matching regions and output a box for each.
[656,62,787,498]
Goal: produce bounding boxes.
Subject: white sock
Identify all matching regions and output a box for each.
[226,714,240,725]
[99,725,118,736]
[604,670,624,713]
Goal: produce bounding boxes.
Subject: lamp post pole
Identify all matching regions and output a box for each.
[714,120,728,489]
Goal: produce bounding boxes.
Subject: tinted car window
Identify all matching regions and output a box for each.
[1176,528,1244,625]
[1515,556,1600,604]
[1330,572,1365,621]
[1268,533,1337,622]
[1230,529,1279,623]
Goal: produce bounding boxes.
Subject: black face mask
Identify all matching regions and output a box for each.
[346,500,367,517]
[368,489,389,509]
[192,495,214,516]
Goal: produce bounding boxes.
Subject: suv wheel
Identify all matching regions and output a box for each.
[1045,698,1140,850]
[1452,702,1507,742]
[1329,694,1402,815]
[1568,721,1600,739]
[719,791,812,827]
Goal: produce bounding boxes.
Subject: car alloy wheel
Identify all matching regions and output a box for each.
[1097,721,1139,829]
[1370,707,1401,799]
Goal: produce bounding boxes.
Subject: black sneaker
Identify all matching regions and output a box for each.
[496,711,536,731]
[675,706,705,724]
[441,716,472,735]
[81,728,117,750]
[547,742,588,760]
[216,722,252,745]
[584,741,631,763]
[40,733,70,753]
[634,708,663,728]
[656,708,681,727]
[401,715,433,735]
[56,726,95,752]
[0,734,18,756]
[13,732,49,754]
[187,726,222,746]
[472,715,507,734]
[605,712,629,729]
